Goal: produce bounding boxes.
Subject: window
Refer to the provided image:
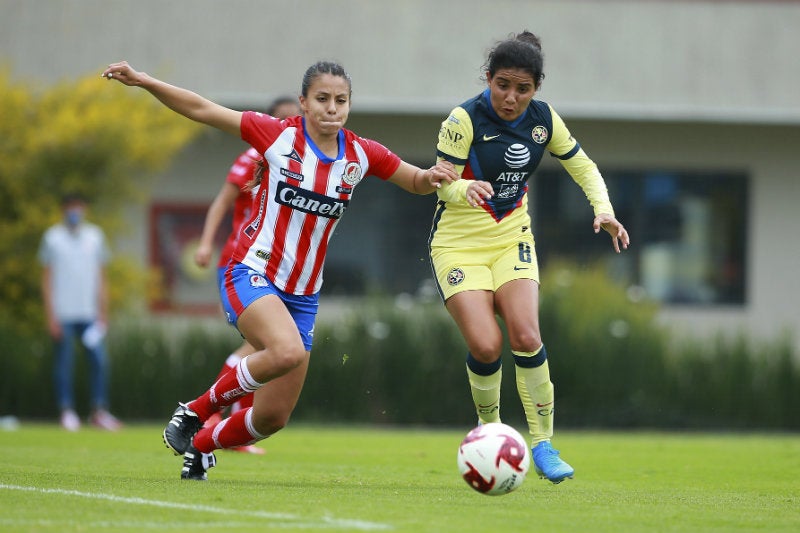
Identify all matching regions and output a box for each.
[532,169,748,305]
[149,203,232,312]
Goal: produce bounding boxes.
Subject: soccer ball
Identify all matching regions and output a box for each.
[456,423,530,495]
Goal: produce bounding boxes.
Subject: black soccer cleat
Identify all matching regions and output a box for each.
[181,444,216,481]
[163,402,203,456]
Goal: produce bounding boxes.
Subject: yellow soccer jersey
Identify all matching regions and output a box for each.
[430,90,614,249]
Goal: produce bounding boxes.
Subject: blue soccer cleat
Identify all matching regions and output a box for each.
[532,441,574,484]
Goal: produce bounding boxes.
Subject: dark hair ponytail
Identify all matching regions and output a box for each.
[515,30,542,52]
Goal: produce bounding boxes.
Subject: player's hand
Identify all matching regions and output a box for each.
[102,61,144,86]
[194,244,213,268]
[593,213,630,253]
[426,160,459,188]
[466,181,494,207]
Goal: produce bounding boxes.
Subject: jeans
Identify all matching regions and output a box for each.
[54,321,109,411]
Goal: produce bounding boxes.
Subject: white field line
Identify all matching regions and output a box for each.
[0,484,392,531]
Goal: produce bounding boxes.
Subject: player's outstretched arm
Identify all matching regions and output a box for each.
[102,61,242,137]
[388,160,459,195]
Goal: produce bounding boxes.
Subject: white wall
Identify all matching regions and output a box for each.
[2,0,799,122]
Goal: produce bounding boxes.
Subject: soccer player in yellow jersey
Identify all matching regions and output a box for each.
[430,30,630,484]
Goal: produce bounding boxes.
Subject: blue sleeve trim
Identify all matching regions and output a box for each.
[552,142,581,161]
[437,149,468,166]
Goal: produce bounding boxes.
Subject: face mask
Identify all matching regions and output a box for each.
[65,208,84,227]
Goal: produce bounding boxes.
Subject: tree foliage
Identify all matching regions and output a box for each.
[0,70,200,334]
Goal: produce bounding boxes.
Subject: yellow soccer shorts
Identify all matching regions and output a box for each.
[430,232,539,302]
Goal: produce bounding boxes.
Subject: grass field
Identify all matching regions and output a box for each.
[0,424,797,533]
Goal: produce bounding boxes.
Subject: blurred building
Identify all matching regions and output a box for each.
[2,0,798,348]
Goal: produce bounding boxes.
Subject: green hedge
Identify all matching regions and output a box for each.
[2,265,797,430]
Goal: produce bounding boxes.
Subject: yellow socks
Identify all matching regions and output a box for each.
[466,353,502,424]
[513,346,554,445]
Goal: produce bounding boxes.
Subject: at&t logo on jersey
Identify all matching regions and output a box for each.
[496,171,529,183]
[275,181,349,219]
[504,144,531,168]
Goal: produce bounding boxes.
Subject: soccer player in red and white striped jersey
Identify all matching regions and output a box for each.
[104,59,458,480]
[194,97,301,455]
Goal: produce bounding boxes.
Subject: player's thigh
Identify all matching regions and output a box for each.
[445,290,504,360]
[237,294,305,355]
[495,278,542,351]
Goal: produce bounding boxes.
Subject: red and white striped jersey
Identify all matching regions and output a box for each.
[232,112,402,295]
[218,147,259,268]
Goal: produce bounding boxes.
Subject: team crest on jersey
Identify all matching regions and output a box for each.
[447,268,465,286]
[341,162,363,186]
[531,125,549,144]
[249,273,270,288]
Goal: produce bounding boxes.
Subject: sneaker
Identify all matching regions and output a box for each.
[181,445,216,481]
[91,409,123,431]
[532,441,574,484]
[163,402,203,456]
[230,444,265,455]
[60,409,80,432]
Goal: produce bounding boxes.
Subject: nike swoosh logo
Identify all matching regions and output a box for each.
[513,266,529,271]
[482,134,500,141]
[536,401,554,407]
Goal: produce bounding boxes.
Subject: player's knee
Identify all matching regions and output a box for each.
[468,342,502,363]
[270,344,306,374]
[247,342,306,381]
[250,409,290,435]
[509,331,542,353]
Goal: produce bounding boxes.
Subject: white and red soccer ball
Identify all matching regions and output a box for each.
[457,422,530,495]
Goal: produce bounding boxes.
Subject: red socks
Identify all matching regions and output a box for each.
[188,356,261,420]
[193,407,265,453]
